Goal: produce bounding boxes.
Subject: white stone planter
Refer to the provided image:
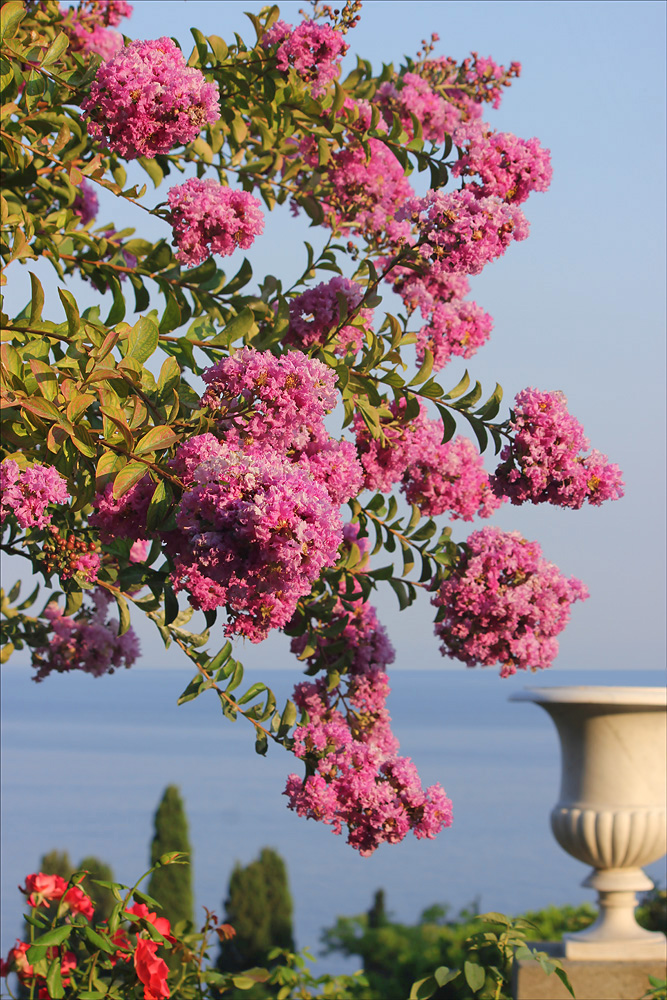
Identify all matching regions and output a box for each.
[510,686,667,960]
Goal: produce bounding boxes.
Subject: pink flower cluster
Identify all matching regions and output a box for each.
[32,590,140,682]
[492,388,625,509]
[452,120,553,204]
[404,434,503,519]
[418,52,521,116]
[286,579,451,855]
[61,0,131,61]
[167,179,264,267]
[202,346,339,451]
[284,715,452,856]
[0,460,70,530]
[286,276,373,355]
[375,72,461,144]
[91,474,156,544]
[262,19,348,96]
[289,98,414,245]
[399,187,530,276]
[81,37,220,159]
[432,527,589,676]
[354,400,501,520]
[93,350,361,642]
[72,178,99,225]
[20,871,95,920]
[416,296,494,370]
[386,264,492,370]
[170,435,344,640]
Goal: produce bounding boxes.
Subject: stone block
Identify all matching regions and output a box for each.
[511,942,667,1000]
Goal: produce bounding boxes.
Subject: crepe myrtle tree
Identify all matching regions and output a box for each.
[1,0,622,989]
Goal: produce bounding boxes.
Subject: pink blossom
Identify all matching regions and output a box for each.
[286,276,373,355]
[66,19,123,60]
[170,438,343,641]
[416,298,493,370]
[452,120,553,204]
[81,37,220,159]
[417,52,521,116]
[129,539,151,562]
[167,180,264,267]
[432,527,589,676]
[353,398,436,493]
[403,435,504,520]
[31,591,141,681]
[295,426,364,506]
[388,263,470,317]
[399,187,529,275]
[72,179,99,225]
[492,388,625,509]
[90,475,155,543]
[375,72,458,144]
[0,460,70,530]
[284,711,452,854]
[262,19,347,96]
[202,347,339,452]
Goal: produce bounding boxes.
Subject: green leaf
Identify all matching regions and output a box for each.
[41,31,69,67]
[434,967,459,987]
[236,682,266,706]
[127,317,159,363]
[45,959,64,999]
[1,1,26,40]
[408,348,434,387]
[29,272,44,324]
[219,307,255,344]
[443,369,470,400]
[436,404,457,443]
[279,699,297,734]
[112,461,146,499]
[554,967,576,998]
[104,275,126,326]
[58,288,80,336]
[134,425,178,455]
[116,593,131,636]
[146,480,173,531]
[408,976,437,1000]
[28,925,73,952]
[83,925,116,954]
[464,960,485,993]
[177,674,205,705]
[163,584,179,626]
[159,289,182,334]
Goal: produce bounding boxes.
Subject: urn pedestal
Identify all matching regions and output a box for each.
[510,686,667,960]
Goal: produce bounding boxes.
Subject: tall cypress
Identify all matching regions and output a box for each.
[147,785,194,931]
[218,847,294,972]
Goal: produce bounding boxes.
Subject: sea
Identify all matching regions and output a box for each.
[1,665,665,975]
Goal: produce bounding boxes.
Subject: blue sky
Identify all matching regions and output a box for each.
[3,0,665,678]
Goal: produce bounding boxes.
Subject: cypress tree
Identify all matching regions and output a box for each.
[218,847,294,973]
[147,785,194,931]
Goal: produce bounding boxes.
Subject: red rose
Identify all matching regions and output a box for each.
[134,938,170,1000]
[62,884,94,920]
[21,873,67,907]
[126,903,175,942]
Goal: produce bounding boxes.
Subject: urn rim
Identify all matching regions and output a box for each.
[509,685,666,706]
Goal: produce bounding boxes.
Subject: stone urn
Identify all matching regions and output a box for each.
[510,686,667,960]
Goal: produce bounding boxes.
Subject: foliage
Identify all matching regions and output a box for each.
[147,785,195,935]
[321,894,599,998]
[218,848,295,976]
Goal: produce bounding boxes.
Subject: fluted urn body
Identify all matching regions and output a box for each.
[510,686,667,960]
